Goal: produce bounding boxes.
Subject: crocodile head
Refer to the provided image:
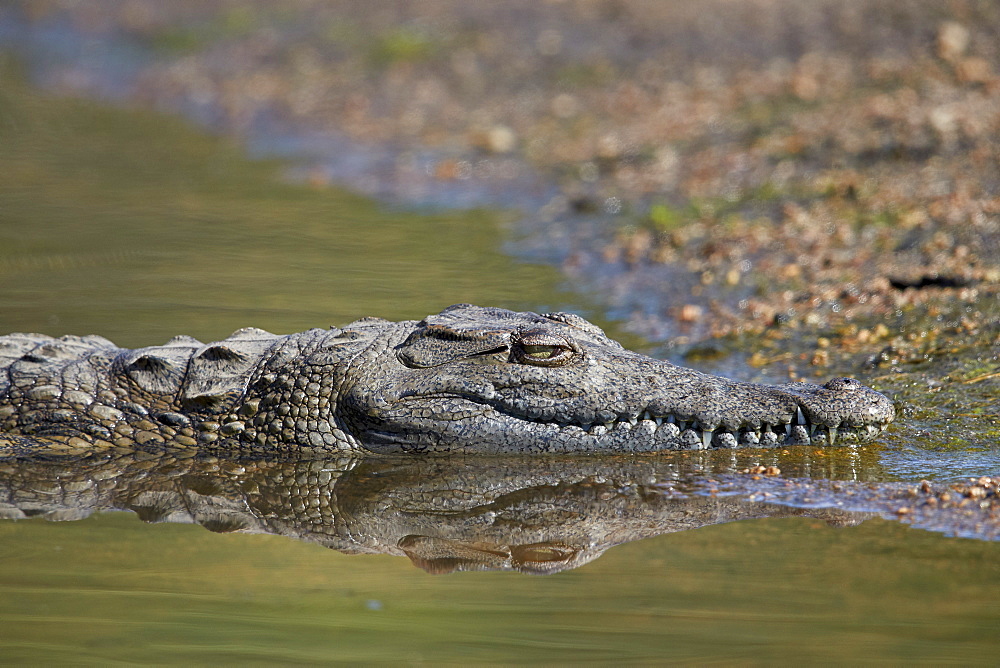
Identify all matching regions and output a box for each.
[338,305,895,454]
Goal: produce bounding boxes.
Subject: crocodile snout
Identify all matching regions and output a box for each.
[786,377,895,430]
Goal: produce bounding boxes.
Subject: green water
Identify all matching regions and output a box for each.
[2,512,998,664]
[1,62,999,664]
[0,58,563,347]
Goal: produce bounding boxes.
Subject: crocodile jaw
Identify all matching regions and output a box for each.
[344,367,895,454]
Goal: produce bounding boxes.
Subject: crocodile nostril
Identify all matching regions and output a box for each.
[824,377,861,391]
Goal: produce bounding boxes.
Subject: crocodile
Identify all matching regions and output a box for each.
[0,304,895,455]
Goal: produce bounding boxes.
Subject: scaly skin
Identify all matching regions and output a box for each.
[0,304,895,454]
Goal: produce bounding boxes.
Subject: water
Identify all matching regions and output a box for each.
[1,57,999,664]
[2,511,997,664]
[0,55,569,345]
[2,452,999,663]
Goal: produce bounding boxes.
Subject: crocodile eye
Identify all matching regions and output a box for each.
[516,344,574,365]
[512,331,576,366]
[522,344,565,359]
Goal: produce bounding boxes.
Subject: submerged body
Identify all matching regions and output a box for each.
[0,305,895,454]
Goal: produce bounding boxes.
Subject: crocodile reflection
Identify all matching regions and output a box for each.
[0,441,877,574]
[3,442,998,572]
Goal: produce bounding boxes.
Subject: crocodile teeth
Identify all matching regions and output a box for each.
[569,409,853,448]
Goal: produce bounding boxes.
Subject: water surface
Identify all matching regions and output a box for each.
[1,60,999,664]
